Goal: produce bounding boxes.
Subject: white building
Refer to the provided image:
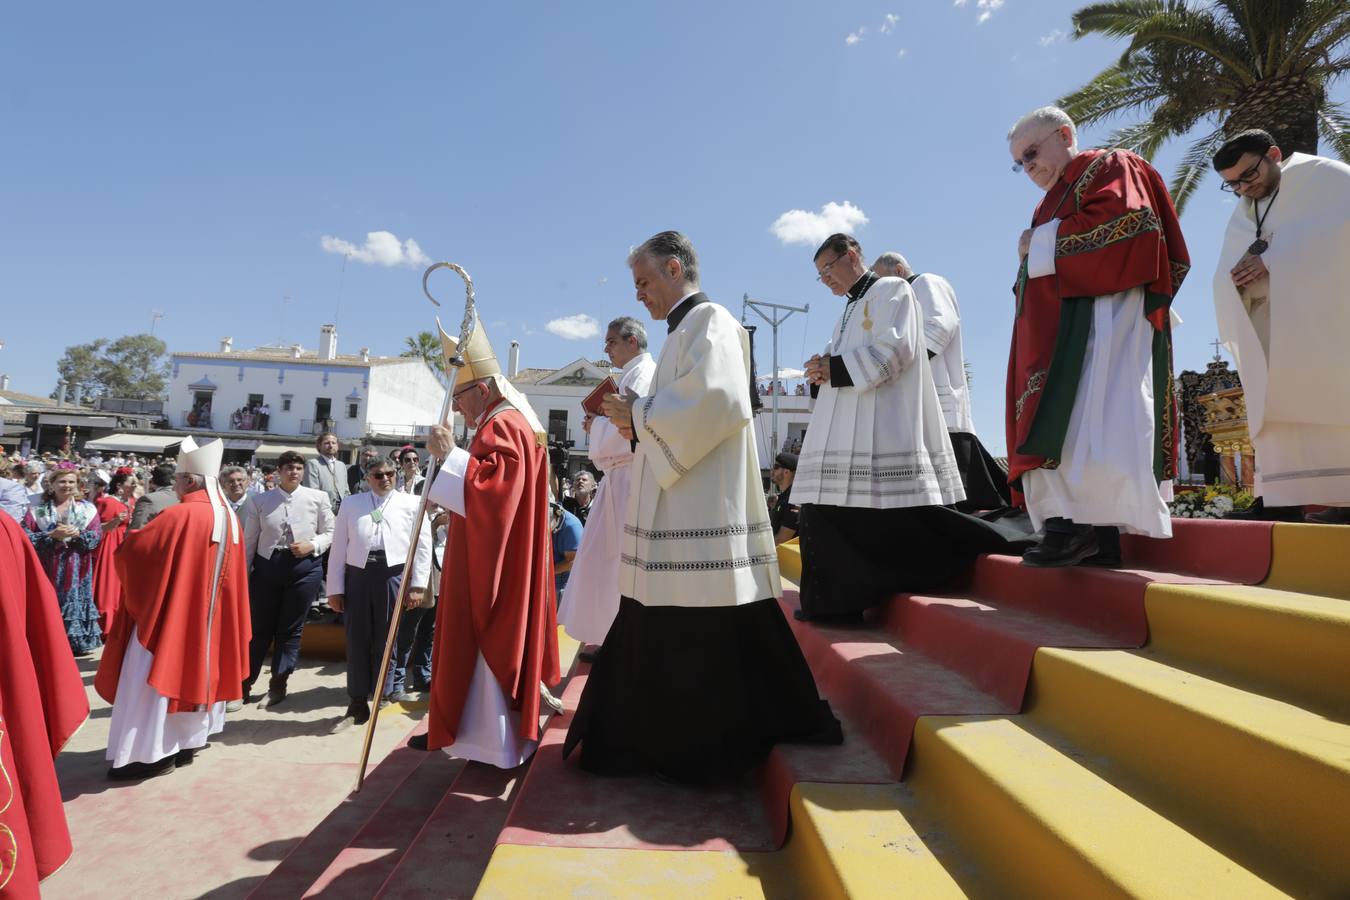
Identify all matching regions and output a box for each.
[161,325,448,460]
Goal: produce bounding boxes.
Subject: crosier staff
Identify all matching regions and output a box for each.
[353,261,476,792]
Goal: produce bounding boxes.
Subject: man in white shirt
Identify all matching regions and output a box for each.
[242,450,335,709]
[327,457,432,730]
[872,251,1011,511]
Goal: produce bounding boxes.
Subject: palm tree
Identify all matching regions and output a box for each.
[1059,0,1350,210]
[401,331,448,382]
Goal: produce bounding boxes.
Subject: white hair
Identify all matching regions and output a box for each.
[1008,105,1078,151]
[871,252,912,278]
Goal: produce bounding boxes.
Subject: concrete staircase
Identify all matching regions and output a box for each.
[247,520,1350,898]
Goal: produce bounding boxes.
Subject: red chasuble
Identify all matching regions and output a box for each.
[427,404,560,749]
[1005,148,1189,499]
[0,511,89,893]
[95,490,251,714]
[92,494,129,640]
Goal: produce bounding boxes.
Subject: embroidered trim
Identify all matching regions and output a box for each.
[625,522,771,540]
[1015,369,1047,419]
[1169,258,1190,291]
[794,449,962,493]
[865,345,892,382]
[1072,149,1115,207]
[640,396,688,476]
[621,552,778,572]
[1055,207,1160,258]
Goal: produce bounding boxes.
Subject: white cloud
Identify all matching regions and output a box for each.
[845,27,865,45]
[1039,28,1066,46]
[976,0,1005,24]
[770,201,869,247]
[320,230,431,268]
[880,13,899,34]
[546,314,601,340]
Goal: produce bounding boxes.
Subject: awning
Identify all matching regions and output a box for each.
[82,433,184,453]
[254,442,316,460]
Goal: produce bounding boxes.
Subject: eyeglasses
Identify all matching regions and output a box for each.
[369,471,396,480]
[815,253,847,282]
[1219,156,1266,192]
[1011,130,1062,173]
[400,457,418,463]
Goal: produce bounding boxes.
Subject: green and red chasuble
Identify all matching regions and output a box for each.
[1005,148,1190,502]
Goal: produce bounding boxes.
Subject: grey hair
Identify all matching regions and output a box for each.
[1007,105,1078,149]
[871,252,912,278]
[607,316,648,350]
[179,472,207,491]
[359,444,379,457]
[219,465,247,479]
[627,230,700,287]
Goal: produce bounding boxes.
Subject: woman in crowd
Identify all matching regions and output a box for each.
[90,469,133,639]
[23,461,103,655]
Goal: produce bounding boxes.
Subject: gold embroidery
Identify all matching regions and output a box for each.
[1169,258,1190,291]
[0,725,14,890]
[1015,369,1047,420]
[1072,149,1116,207]
[1055,207,1160,258]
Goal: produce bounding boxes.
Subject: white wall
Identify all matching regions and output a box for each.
[169,356,367,440]
[366,361,454,434]
[516,383,593,453]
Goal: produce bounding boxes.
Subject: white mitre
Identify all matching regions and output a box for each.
[176,436,237,543]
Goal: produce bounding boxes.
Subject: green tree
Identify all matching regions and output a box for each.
[1059,0,1350,210]
[52,333,169,404]
[401,331,448,382]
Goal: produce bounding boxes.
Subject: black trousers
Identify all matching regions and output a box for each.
[344,557,402,702]
[247,551,323,685]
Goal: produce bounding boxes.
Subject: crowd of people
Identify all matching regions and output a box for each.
[5,103,1347,891]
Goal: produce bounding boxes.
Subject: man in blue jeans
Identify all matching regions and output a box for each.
[551,500,583,608]
[241,450,335,709]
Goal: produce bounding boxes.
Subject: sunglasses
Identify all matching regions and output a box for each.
[369,471,396,479]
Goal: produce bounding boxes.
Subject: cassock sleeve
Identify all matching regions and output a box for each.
[326,503,349,596]
[632,308,752,490]
[913,275,961,355]
[836,286,921,392]
[1041,151,1175,299]
[427,447,471,516]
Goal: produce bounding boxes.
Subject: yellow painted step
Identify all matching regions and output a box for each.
[1266,523,1350,600]
[788,783,979,899]
[908,715,1287,899]
[1029,647,1350,896]
[777,538,802,584]
[475,845,789,899]
[1144,581,1350,716]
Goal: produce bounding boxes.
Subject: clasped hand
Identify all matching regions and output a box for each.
[1230,253,1270,289]
[600,392,637,441]
[803,354,829,386]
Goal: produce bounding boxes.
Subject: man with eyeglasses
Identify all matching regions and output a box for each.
[326,458,431,731]
[1211,129,1350,524]
[794,234,1022,620]
[1006,105,1190,566]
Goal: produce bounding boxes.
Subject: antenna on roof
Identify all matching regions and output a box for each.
[150,310,165,335]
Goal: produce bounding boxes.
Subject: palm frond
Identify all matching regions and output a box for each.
[1104,119,1175,159]
[1071,0,1169,40]
[1058,61,1171,125]
[1317,103,1350,161]
[1119,8,1257,83]
[1280,0,1350,76]
[1168,128,1227,214]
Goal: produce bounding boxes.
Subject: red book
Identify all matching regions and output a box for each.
[581,376,619,416]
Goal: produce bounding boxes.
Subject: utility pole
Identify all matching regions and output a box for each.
[742,293,809,459]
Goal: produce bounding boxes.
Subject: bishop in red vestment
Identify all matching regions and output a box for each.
[408,320,560,767]
[1007,107,1188,567]
[0,511,89,896]
[95,437,251,780]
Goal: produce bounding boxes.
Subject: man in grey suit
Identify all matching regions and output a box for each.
[303,432,349,514]
[128,463,179,530]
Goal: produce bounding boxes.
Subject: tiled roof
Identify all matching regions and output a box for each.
[0,389,58,407]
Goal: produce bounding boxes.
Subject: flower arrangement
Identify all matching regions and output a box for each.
[1169,484,1256,519]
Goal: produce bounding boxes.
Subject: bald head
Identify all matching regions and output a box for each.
[871,252,912,279]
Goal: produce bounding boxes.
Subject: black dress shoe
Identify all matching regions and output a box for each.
[1022,518,1098,568]
[408,733,430,751]
[577,648,598,663]
[175,748,196,766]
[1080,526,1123,568]
[108,755,177,781]
[257,675,288,710]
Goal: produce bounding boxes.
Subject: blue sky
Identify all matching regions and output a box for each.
[4,2,1345,452]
